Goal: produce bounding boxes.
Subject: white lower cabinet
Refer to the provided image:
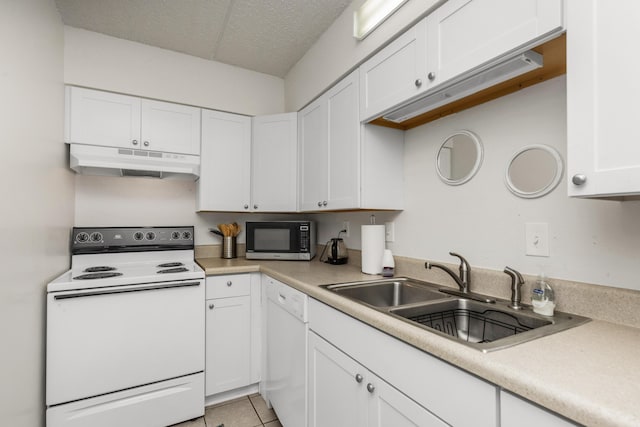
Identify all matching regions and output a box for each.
[205,273,261,397]
[308,331,447,427]
[500,390,579,427]
[308,298,497,427]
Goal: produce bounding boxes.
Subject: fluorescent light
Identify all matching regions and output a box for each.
[382,50,544,123]
[354,0,408,40]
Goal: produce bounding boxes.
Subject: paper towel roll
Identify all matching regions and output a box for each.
[361,225,385,274]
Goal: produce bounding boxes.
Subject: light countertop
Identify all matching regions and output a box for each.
[197,257,640,427]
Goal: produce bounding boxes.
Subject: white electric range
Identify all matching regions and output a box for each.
[46,226,205,427]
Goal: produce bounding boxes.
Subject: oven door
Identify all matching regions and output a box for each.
[46,279,204,406]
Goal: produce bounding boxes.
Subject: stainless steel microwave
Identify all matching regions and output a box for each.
[245,221,316,261]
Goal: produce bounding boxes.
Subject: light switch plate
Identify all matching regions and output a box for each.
[525,222,549,257]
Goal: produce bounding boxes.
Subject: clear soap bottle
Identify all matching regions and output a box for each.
[531,273,555,316]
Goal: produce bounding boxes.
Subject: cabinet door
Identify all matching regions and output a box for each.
[67,87,141,149]
[140,99,201,155]
[501,391,578,427]
[205,296,251,396]
[308,331,366,427]
[298,97,328,211]
[367,377,448,427]
[197,110,251,211]
[359,19,429,122]
[567,0,640,197]
[327,70,360,210]
[251,113,298,212]
[427,0,564,85]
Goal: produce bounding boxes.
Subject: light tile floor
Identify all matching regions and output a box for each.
[172,394,281,427]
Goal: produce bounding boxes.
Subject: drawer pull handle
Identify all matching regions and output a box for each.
[366,383,375,393]
[355,373,363,383]
[227,281,232,287]
[209,303,214,309]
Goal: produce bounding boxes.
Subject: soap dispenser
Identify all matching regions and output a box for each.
[531,273,555,316]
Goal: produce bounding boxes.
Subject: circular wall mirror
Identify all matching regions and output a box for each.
[436,130,484,186]
[505,144,563,199]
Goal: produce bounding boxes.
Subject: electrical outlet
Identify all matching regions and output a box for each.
[342,221,350,238]
[385,222,395,242]
[525,222,549,257]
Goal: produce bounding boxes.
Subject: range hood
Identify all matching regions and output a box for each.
[69,144,200,179]
[382,50,543,123]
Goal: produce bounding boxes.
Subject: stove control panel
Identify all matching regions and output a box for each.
[71,226,195,254]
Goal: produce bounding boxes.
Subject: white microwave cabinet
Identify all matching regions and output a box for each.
[197,110,297,212]
[65,86,201,155]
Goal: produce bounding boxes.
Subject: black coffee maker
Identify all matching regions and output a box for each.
[320,232,349,265]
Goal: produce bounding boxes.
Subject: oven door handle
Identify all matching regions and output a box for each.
[53,281,201,300]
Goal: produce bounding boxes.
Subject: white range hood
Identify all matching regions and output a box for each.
[69,144,200,179]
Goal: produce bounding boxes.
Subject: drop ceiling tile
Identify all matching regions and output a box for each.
[215,0,351,76]
[56,0,231,59]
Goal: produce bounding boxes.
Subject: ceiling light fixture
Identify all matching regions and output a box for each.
[354,0,409,40]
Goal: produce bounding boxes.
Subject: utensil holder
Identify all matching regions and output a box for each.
[222,236,237,259]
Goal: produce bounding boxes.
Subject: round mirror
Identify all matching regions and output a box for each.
[436,130,484,185]
[505,145,563,199]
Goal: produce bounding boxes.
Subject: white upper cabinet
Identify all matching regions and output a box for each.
[359,19,431,122]
[359,0,564,123]
[197,110,251,212]
[567,0,640,198]
[198,110,298,212]
[140,99,201,155]
[299,70,404,212]
[299,96,329,211]
[327,72,361,210]
[251,113,298,212]
[66,86,200,155]
[427,0,564,86]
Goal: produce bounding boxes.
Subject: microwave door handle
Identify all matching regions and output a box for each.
[53,281,201,300]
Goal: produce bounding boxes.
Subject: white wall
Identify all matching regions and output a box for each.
[315,76,640,291]
[0,1,73,426]
[284,0,443,111]
[64,26,285,116]
[65,26,295,242]
[74,176,302,245]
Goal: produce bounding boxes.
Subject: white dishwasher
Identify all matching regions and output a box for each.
[265,276,308,427]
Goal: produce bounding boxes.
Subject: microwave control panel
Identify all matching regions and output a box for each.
[299,225,310,252]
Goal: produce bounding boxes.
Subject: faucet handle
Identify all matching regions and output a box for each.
[504,266,525,310]
[449,252,470,286]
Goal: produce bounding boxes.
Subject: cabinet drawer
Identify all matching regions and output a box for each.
[206,274,251,299]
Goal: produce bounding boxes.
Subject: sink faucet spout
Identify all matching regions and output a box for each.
[425,251,472,293]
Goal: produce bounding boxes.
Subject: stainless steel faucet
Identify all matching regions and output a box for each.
[425,252,471,293]
[503,266,525,310]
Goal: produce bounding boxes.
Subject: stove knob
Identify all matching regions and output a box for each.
[171,231,181,240]
[76,232,89,243]
[145,232,156,241]
[182,231,192,240]
[133,231,144,241]
[90,232,103,242]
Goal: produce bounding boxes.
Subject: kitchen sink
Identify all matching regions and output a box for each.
[322,278,448,308]
[321,278,590,352]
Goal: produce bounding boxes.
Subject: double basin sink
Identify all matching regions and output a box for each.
[321,278,589,352]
